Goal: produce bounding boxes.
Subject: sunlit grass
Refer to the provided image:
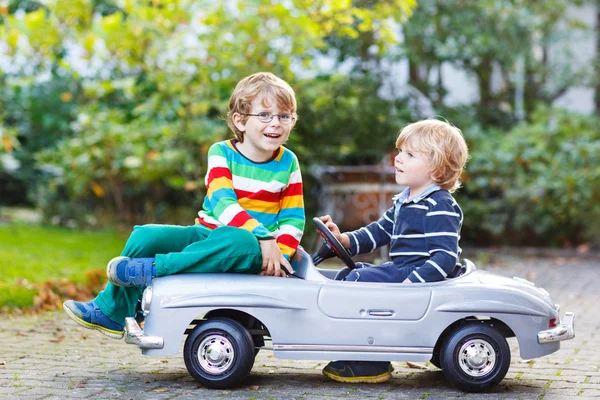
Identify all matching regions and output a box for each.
[0,224,126,308]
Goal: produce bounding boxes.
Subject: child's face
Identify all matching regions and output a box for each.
[394,143,435,197]
[233,95,293,162]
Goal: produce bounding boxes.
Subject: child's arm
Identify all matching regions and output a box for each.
[344,205,395,256]
[406,200,462,283]
[275,156,305,260]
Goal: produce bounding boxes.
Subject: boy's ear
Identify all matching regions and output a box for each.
[232,113,247,132]
[430,168,441,182]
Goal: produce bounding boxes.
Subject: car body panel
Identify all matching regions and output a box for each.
[136,247,570,362]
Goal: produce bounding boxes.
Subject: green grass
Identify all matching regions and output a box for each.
[0,224,126,308]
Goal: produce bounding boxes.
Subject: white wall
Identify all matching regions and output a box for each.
[379,4,598,115]
[552,4,597,114]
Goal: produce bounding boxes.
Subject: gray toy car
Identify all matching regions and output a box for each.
[123,218,575,392]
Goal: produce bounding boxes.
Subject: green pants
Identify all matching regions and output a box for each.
[95,224,263,324]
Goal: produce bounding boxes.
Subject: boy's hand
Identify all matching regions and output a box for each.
[318,215,351,248]
[258,239,293,278]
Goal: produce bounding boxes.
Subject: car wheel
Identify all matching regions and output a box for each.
[440,323,510,392]
[183,318,255,389]
[253,334,264,358]
[429,353,441,369]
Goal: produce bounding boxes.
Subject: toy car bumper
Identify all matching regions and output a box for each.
[537,312,575,344]
[124,317,164,349]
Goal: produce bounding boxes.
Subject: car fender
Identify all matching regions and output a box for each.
[432,295,560,360]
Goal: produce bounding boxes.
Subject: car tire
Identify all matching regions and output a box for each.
[440,323,510,392]
[429,353,441,369]
[253,334,264,358]
[183,318,255,389]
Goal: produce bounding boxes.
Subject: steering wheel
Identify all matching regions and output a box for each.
[311,217,356,270]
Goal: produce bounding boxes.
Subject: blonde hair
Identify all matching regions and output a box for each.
[227,72,297,142]
[396,118,469,193]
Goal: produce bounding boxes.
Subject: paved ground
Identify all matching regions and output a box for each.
[0,253,599,399]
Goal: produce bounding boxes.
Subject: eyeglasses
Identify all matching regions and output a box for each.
[241,112,295,125]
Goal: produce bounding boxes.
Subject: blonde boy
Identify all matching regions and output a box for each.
[319,118,468,383]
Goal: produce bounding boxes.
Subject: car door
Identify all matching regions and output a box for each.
[316,280,432,346]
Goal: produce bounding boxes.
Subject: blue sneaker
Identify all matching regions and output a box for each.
[106,256,156,287]
[63,300,124,339]
[322,361,393,383]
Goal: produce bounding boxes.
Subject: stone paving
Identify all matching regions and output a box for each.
[0,253,599,399]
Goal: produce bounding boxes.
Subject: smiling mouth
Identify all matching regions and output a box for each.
[264,133,281,139]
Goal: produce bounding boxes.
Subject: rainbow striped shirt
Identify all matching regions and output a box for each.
[196,140,305,260]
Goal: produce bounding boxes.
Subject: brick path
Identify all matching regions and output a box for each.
[0,253,598,399]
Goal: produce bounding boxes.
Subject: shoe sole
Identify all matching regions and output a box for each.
[106,256,129,287]
[63,302,124,340]
[322,370,392,384]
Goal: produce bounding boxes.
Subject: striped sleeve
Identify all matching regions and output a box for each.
[276,154,305,260]
[203,144,272,238]
[346,204,394,256]
[407,200,462,283]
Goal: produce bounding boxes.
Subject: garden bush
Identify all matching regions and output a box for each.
[34,104,225,227]
[458,107,600,246]
[0,76,79,206]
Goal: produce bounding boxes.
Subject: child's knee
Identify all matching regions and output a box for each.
[345,270,361,281]
[334,267,352,281]
[124,225,165,256]
[129,225,162,244]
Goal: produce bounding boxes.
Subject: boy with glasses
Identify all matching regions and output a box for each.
[63,72,305,339]
[318,118,469,383]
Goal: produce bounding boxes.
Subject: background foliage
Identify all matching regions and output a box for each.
[1,0,599,247]
[458,107,600,246]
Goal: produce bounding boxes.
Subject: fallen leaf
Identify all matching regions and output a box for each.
[16,331,27,336]
[161,360,168,364]
[406,362,427,369]
[152,388,169,393]
[49,334,65,343]
[250,385,259,390]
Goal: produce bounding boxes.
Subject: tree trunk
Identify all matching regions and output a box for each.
[408,59,430,97]
[475,59,493,108]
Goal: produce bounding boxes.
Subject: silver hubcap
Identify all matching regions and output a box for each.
[197,334,235,374]
[458,339,496,377]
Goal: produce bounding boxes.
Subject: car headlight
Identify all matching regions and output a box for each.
[141,286,153,316]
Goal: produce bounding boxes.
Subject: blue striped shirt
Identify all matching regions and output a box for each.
[346,184,463,283]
